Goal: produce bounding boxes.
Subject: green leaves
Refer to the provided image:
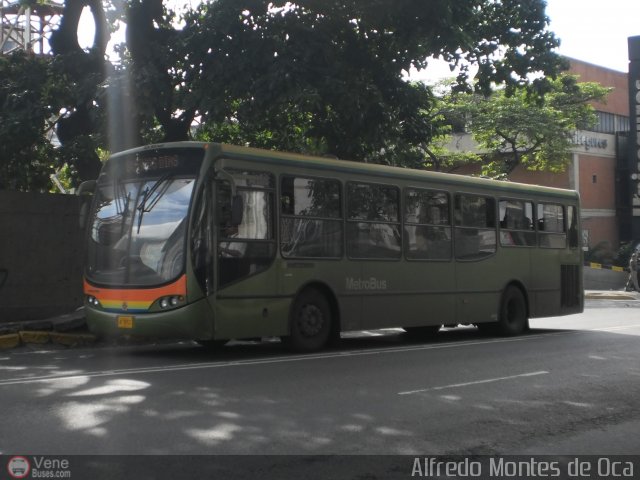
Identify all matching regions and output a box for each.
[121,0,567,165]
[0,53,60,191]
[3,0,573,190]
[444,74,611,177]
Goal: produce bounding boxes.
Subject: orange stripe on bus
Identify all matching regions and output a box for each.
[84,275,187,302]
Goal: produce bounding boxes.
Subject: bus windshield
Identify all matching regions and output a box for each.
[86,147,204,287]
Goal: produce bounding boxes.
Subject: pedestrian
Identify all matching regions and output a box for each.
[625,249,639,292]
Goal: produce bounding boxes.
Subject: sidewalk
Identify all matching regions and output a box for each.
[584,290,640,301]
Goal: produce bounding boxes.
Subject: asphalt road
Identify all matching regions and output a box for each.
[1,299,639,463]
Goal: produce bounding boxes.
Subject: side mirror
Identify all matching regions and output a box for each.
[76,180,96,196]
[231,194,244,226]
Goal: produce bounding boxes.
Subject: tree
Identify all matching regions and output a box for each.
[0,0,113,190]
[122,0,565,162]
[49,0,111,182]
[3,0,568,190]
[444,74,611,177]
[0,52,62,191]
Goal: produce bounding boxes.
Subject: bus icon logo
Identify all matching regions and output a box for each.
[7,456,30,479]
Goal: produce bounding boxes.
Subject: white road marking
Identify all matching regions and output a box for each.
[398,370,550,395]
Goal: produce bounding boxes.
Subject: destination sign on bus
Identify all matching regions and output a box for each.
[134,154,180,174]
[99,147,205,182]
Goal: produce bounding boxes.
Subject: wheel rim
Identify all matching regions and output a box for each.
[296,303,324,338]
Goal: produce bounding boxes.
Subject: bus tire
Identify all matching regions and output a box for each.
[284,289,331,352]
[404,325,441,339]
[495,286,528,336]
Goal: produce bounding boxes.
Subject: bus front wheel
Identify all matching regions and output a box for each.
[284,289,331,352]
[495,286,528,336]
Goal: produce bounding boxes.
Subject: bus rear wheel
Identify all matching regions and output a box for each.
[495,286,528,336]
[284,289,331,352]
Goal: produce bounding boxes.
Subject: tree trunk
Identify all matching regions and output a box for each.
[50,0,109,182]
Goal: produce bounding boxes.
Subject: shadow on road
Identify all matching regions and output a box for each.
[1,323,639,457]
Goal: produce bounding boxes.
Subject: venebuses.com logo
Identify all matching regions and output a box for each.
[7,456,30,479]
[6,456,72,478]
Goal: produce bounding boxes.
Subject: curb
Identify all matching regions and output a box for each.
[0,333,20,350]
[0,309,97,350]
[584,262,627,272]
[0,331,98,350]
[584,291,639,300]
[19,330,51,344]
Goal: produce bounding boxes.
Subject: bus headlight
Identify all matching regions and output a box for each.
[157,295,184,310]
[86,295,102,308]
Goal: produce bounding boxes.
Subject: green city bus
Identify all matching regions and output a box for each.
[83,141,583,351]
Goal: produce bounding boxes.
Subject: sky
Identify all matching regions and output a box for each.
[79,0,640,74]
[545,0,640,73]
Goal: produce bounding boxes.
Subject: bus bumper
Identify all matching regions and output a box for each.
[85,298,214,340]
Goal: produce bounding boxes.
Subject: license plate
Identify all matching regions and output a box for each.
[117,316,134,329]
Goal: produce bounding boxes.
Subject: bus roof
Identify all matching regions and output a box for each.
[216,143,579,201]
[112,141,579,201]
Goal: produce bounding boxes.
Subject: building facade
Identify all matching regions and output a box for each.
[565,58,630,255]
[447,57,632,259]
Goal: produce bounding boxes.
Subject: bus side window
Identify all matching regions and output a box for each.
[347,182,401,259]
[216,170,276,287]
[499,199,535,247]
[454,194,496,260]
[280,176,343,258]
[280,187,294,215]
[404,188,452,260]
[537,203,566,248]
